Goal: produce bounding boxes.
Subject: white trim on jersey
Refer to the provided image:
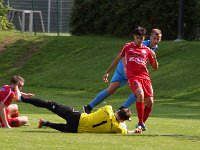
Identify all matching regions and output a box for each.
[2,88,12,104]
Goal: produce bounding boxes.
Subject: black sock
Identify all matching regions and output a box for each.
[45,121,66,132]
[87,104,92,112]
[21,96,50,108]
[117,106,125,111]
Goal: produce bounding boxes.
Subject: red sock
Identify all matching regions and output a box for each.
[143,106,152,123]
[8,118,20,127]
[11,111,19,118]
[136,101,144,124]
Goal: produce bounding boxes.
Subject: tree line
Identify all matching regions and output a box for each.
[70,0,200,40]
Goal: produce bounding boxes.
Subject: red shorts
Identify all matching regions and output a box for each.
[0,108,19,127]
[128,78,154,97]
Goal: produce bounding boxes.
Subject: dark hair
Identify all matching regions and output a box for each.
[10,75,24,85]
[133,26,146,36]
[117,108,131,121]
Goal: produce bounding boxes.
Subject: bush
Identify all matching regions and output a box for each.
[0,0,13,30]
[70,0,200,40]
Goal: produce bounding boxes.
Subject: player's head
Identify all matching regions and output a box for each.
[133,26,146,46]
[116,108,132,121]
[150,29,162,46]
[10,75,24,90]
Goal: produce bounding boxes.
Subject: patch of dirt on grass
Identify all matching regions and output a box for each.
[13,43,40,67]
[0,37,17,52]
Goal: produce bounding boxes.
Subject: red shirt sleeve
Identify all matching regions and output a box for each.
[120,43,129,57]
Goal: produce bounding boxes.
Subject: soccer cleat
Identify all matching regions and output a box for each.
[38,118,47,128]
[82,105,91,114]
[136,123,147,131]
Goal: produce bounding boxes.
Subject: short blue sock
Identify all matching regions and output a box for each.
[122,93,137,108]
[89,89,110,108]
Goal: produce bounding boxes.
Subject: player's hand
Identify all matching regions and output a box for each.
[134,128,142,133]
[22,93,35,98]
[4,124,11,128]
[150,50,157,60]
[103,73,109,83]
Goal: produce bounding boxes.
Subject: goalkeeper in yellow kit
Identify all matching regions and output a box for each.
[21,97,141,134]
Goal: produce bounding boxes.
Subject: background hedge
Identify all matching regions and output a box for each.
[70,0,200,40]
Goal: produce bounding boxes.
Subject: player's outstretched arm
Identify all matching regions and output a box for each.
[103,54,122,82]
[127,128,142,134]
[21,92,35,98]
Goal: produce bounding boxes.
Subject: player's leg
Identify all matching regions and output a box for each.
[83,81,121,113]
[21,97,80,121]
[6,104,27,127]
[143,80,154,123]
[128,79,146,130]
[83,69,127,113]
[118,93,137,110]
[7,116,28,127]
[7,104,19,118]
[135,87,145,124]
[38,118,67,132]
[91,81,120,106]
[39,113,80,133]
[144,97,154,123]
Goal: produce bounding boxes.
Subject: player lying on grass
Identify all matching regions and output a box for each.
[0,75,34,128]
[20,96,142,134]
[83,29,162,114]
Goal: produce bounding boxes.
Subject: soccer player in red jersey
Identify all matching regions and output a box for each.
[0,75,34,128]
[103,27,158,131]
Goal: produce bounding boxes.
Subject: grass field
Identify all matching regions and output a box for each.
[0,31,199,150]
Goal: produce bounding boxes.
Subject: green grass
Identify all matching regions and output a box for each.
[0,31,200,150]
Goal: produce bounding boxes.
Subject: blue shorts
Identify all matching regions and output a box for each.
[110,69,128,87]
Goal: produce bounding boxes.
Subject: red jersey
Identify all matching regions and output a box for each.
[0,85,15,107]
[120,42,154,80]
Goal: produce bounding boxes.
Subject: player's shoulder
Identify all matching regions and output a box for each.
[0,85,10,91]
[143,40,150,47]
[103,105,113,110]
[141,44,151,50]
[101,105,113,113]
[123,42,133,48]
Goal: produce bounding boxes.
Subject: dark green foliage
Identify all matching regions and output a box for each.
[70,0,200,40]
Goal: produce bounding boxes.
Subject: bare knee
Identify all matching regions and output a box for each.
[8,104,18,114]
[136,93,144,102]
[19,116,29,126]
[145,97,154,107]
[107,82,120,94]
[8,104,18,110]
[135,88,144,102]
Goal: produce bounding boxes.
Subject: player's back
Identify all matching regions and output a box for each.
[0,85,14,106]
[78,105,125,133]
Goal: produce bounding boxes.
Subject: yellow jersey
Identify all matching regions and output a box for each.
[77,105,127,134]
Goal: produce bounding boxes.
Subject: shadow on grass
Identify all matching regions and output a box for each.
[152,98,200,120]
[119,134,200,142]
[22,130,59,134]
